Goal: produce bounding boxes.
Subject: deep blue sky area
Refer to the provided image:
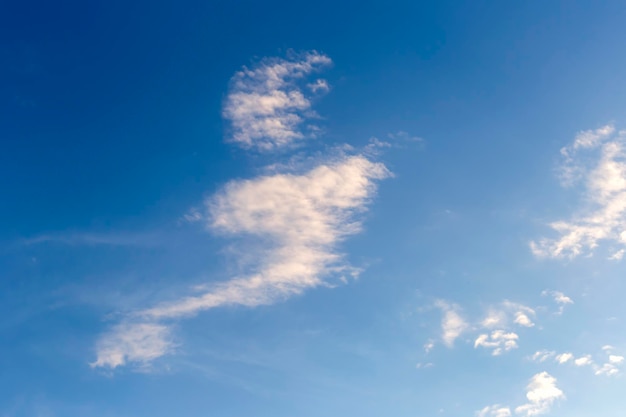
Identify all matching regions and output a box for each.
[2,1,626,416]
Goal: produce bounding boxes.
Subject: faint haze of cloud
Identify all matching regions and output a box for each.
[92,154,390,368]
[541,290,573,314]
[18,231,163,247]
[435,300,468,347]
[223,51,332,151]
[531,124,626,259]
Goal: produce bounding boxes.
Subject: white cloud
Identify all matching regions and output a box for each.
[432,299,536,353]
[555,352,573,364]
[515,372,564,417]
[415,362,434,369]
[93,155,389,368]
[531,125,626,259]
[223,51,332,151]
[482,309,507,328]
[476,405,512,417]
[91,323,174,369]
[594,354,624,376]
[483,301,536,329]
[574,355,594,367]
[474,330,519,356]
[531,350,555,362]
[541,290,573,315]
[424,339,435,353]
[608,248,625,260]
[435,300,468,347]
[531,349,624,377]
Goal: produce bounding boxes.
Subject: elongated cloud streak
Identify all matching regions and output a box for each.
[223,51,332,151]
[93,155,389,368]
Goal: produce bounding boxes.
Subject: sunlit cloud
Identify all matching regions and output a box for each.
[223,51,332,151]
[531,125,626,259]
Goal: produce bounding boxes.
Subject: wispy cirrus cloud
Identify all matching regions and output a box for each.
[531,124,626,259]
[90,323,174,370]
[223,51,332,151]
[93,154,390,368]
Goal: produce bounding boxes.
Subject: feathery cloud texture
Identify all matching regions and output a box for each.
[223,51,332,151]
[531,125,626,259]
[93,155,389,368]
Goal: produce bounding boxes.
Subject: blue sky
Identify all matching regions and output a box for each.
[2,1,626,416]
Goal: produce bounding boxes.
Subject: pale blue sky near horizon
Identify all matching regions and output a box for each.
[2,1,626,416]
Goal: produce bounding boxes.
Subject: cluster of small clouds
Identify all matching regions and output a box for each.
[531,345,624,377]
[477,372,564,417]
[531,124,626,259]
[92,52,391,369]
[431,294,571,357]
[223,51,332,151]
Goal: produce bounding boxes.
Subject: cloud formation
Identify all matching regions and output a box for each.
[93,155,389,368]
[515,372,564,416]
[477,373,564,417]
[223,51,332,151]
[435,300,468,347]
[476,405,512,417]
[433,298,539,353]
[474,330,519,356]
[531,125,626,259]
[530,346,624,377]
[91,323,174,369]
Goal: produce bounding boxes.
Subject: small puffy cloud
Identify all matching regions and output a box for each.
[474,330,519,356]
[574,355,594,367]
[483,301,536,329]
[515,372,564,417]
[476,405,512,417]
[435,300,468,347]
[531,350,555,362]
[223,51,332,151]
[482,309,507,329]
[594,353,624,376]
[555,353,574,364]
[424,339,435,353]
[531,125,626,259]
[595,363,620,376]
[93,155,389,368]
[91,323,174,369]
[541,290,573,315]
[537,348,624,376]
